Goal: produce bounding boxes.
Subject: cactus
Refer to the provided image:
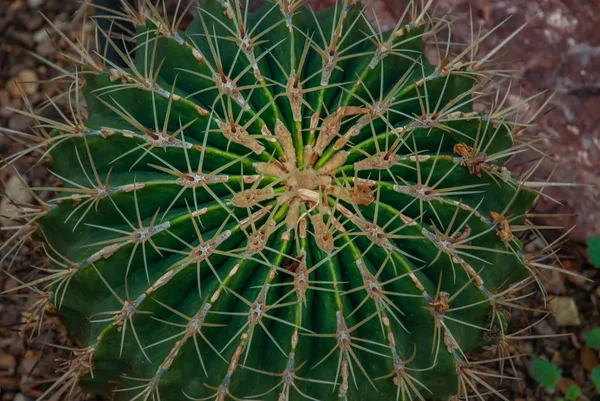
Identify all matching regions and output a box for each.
[0,1,560,400]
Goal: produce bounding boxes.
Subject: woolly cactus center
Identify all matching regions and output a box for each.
[291,169,317,188]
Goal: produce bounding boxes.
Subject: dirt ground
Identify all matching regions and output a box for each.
[0,0,598,400]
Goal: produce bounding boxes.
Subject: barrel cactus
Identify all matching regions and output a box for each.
[1,0,555,400]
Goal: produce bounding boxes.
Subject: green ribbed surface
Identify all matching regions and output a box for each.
[36,1,536,400]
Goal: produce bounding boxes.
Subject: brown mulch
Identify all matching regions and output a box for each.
[1,2,96,400]
[421,2,600,396]
[1,1,599,401]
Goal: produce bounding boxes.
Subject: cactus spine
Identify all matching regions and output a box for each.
[1,1,558,400]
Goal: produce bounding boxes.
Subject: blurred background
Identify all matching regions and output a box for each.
[0,0,598,400]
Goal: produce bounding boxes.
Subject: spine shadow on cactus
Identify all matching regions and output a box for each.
[0,1,569,401]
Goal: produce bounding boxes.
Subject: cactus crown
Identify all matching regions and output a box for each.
[0,1,559,400]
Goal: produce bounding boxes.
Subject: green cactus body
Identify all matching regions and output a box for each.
[12,1,540,400]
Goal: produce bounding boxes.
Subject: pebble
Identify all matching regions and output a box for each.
[565,270,589,288]
[548,296,581,326]
[6,79,20,98]
[551,350,563,365]
[18,350,39,377]
[560,260,586,288]
[33,28,48,43]
[27,0,43,9]
[0,104,14,119]
[13,394,27,401]
[8,0,23,13]
[540,269,567,295]
[10,31,34,48]
[533,319,555,336]
[520,340,534,355]
[0,90,9,108]
[8,113,30,132]
[24,14,43,31]
[3,278,18,292]
[17,70,39,95]
[35,38,54,58]
[0,174,32,227]
[5,70,39,98]
[570,333,582,349]
[0,353,17,370]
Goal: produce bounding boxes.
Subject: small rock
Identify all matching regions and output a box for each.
[10,31,34,48]
[0,89,9,108]
[570,333,582,349]
[540,269,567,294]
[3,277,18,292]
[8,0,23,12]
[0,352,17,370]
[13,394,27,401]
[546,344,559,356]
[18,350,39,377]
[35,38,55,58]
[33,28,49,43]
[548,296,581,326]
[0,104,15,119]
[27,0,43,8]
[6,78,20,97]
[5,70,39,99]
[8,113,30,132]
[0,174,32,227]
[520,340,535,355]
[533,319,555,336]
[0,375,20,391]
[580,346,599,372]
[562,260,588,287]
[4,174,31,203]
[0,199,20,226]
[16,70,39,95]
[565,269,588,288]
[24,14,43,31]
[551,350,563,365]
[6,70,39,97]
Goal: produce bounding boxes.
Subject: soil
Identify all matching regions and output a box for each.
[0,1,598,400]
